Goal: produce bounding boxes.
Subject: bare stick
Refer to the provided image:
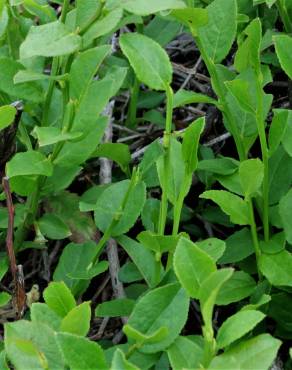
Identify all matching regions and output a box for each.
[2,176,26,318]
[99,101,127,323]
[2,177,17,279]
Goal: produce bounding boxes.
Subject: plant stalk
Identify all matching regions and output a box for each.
[247,197,262,279]
[158,85,173,235]
[255,83,270,242]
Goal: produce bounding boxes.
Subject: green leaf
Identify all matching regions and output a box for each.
[173,90,218,108]
[20,20,81,58]
[269,109,289,156]
[123,324,168,345]
[30,303,61,331]
[269,146,292,204]
[43,281,76,318]
[117,235,162,288]
[198,158,239,175]
[260,250,292,287]
[95,299,135,317]
[182,117,205,174]
[75,0,101,30]
[235,18,262,74]
[225,79,255,114]
[5,321,64,370]
[42,165,81,194]
[274,35,292,79]
[167,336,203,370]
[111,349,139,370]
[171,8,208,37]
[0,105,16,131]
[138,231,180,255]
[60,302,91,336]
[197,0,237,63]
[69,45,111,101]
[67,261,108,280]
[239,159,264,197]
[122,0,185,15]
[38,213,72,240]
[157,138,186,204]
[199,269,233,333]
[279,188,292,243]
[196,238,226,262]
[6,151,53,178]
[200,190,250,225]
[94,143,131,173]
[173,237,216,298]
[210,334,281,370]
[216,271,256,305]
[269,293,292,333]
[120,33,172,91]
[0,5,8,39]
[0,58,43,103]
[13,70,63,84]
[0,350,9,370]
[94,180,146,236]
[259,232,285,254]
[53,241,101,296]
[144,15,181,46]
[219,228,254,264]
[55,116,108,166]
[216,310,265,349]
[119,262,143,283]
[57,332,107,370]
[139,139,164,176]
[83,8,123,48]
[32,126,82,147]
[0,292,11,307]
[127,283,189,353]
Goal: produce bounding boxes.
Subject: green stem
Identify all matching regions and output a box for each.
[247,197,262,279]
[172,175,191,236]
[15,2,72,247]
[126,77,140,128]
[41,0,70,127]
[125,343,140,359]
[158,85,173,235]
[60,0,70,23]
[256,83,270,242]
[195,38,246,161]
[93,169,140,263]
[202,327,215,368]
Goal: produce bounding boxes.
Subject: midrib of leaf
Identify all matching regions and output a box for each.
[211,21,222,62]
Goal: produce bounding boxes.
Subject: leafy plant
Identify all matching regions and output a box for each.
[0,0,291,369]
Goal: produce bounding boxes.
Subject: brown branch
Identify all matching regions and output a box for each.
[2,176,17,279]
[2,176,26,318]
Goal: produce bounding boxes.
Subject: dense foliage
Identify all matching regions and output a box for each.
[0,0,292,369]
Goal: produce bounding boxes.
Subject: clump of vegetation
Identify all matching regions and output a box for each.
[0,0,292,369]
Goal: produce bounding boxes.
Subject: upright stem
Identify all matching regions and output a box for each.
[126,77,140,127]
[256,82,269,242]
[247,197,262,279]
[202,327,215,368]
[172,176,190,236]
[158,85,173,235]
[195,38,246,161]
[15,1,71,246]
[41,0,70,127]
